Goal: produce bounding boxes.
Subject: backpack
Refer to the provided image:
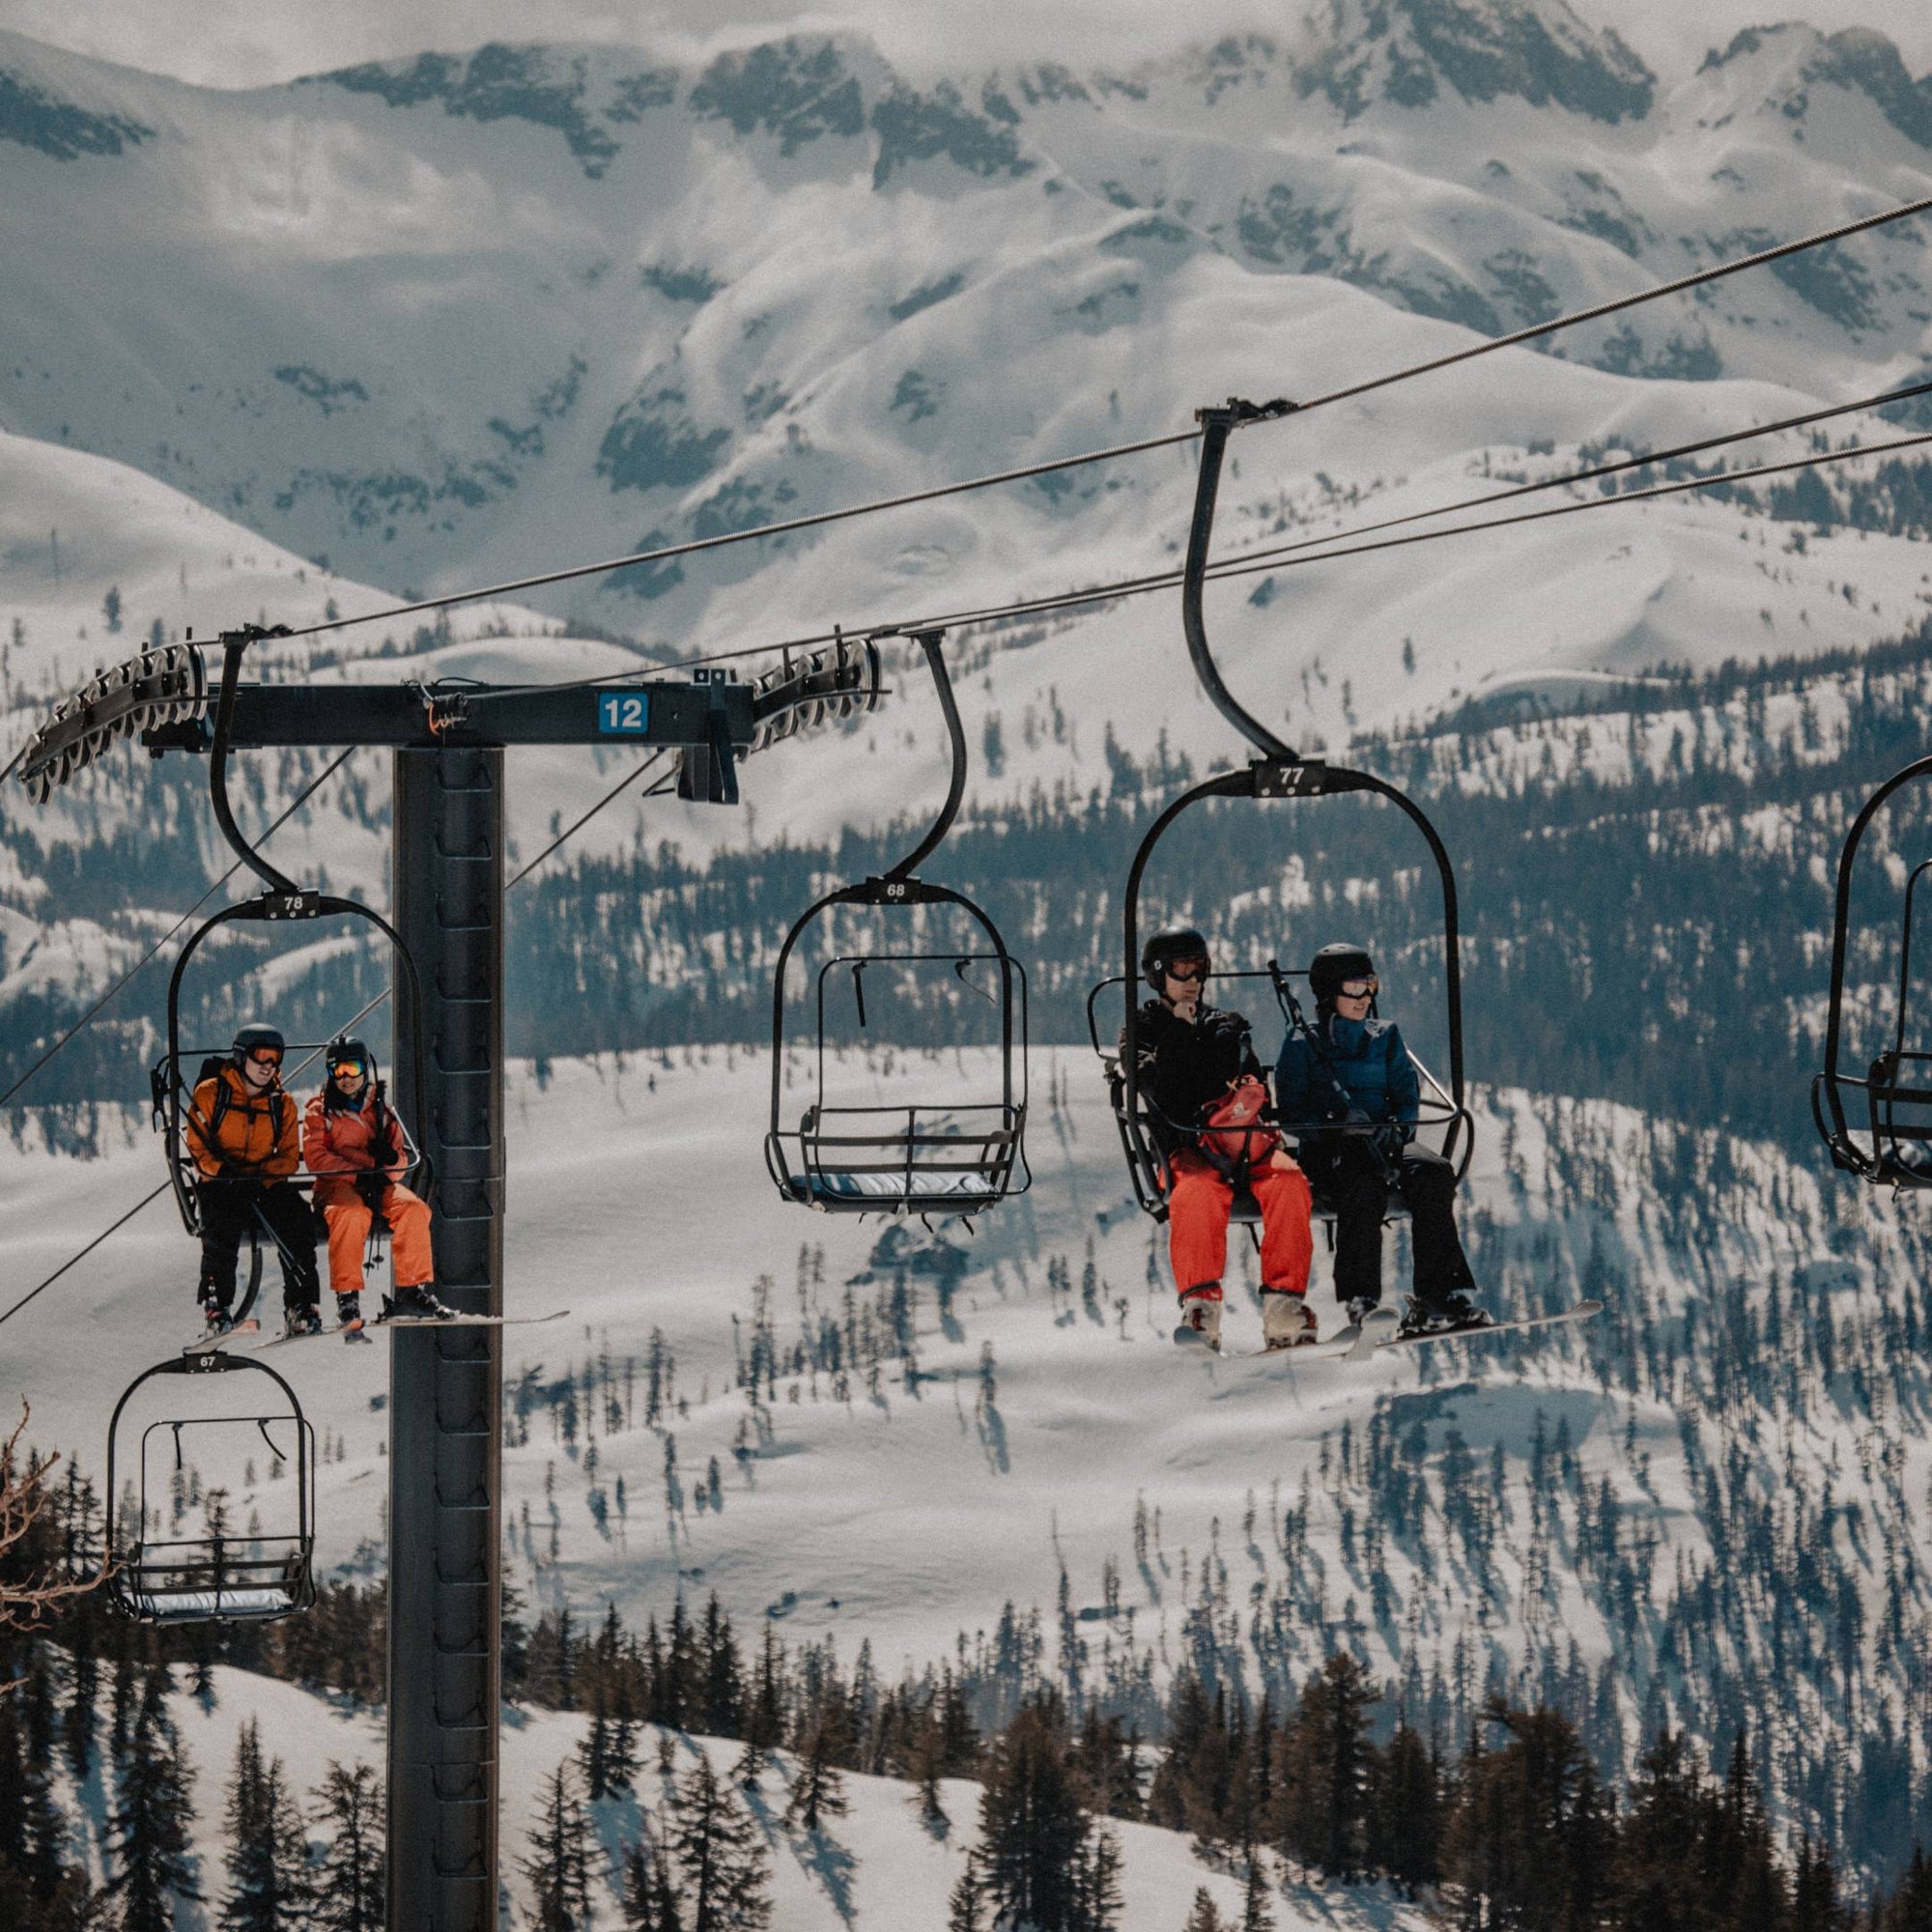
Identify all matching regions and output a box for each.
[1199,1075,1280,1172]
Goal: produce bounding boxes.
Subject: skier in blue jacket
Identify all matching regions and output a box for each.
[1275,943,1486,1340]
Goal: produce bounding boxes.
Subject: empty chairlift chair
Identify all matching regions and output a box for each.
[104,1349,317,1625]
[1814,751,1932,1185]
[765,630,1029,1219]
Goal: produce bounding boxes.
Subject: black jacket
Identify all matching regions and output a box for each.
[1122,998,1262,1154]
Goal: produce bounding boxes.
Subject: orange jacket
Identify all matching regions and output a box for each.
[187,1064,299,1180]
[303,1089,407,1178]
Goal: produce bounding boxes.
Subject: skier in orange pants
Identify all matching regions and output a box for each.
[1123,929,1317,1351]
[302,1037,453,1329]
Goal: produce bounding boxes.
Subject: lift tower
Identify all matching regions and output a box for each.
[16,627,879,1930]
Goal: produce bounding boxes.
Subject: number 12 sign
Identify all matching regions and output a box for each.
[597,693,651,735]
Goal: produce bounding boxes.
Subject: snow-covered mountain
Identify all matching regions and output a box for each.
[8,2,1932,1897]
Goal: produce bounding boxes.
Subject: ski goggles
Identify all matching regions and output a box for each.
[1163,958,1210,981]
[1337,976,1378,998]
[243,1047,284,1068]
[329,1058,367,1078]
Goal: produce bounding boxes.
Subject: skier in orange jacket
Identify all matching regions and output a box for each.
[302,1037,453,1329]
[186,1022,322,1337]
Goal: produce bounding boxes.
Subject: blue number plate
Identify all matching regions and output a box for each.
[597,693,651,736]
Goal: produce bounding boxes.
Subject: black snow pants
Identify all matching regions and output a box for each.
[1298,1137,1473,1308]
[196,1179,321,1312]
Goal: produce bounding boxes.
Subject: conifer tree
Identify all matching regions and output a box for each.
[310,1761,384,1932]
[977,1695,1105,1932]
[1238,1854,1274,1932]
[735,1625,786,1789]
[1882,1846,1932,1932]
[0,1652,89,1929]
[219,1716,310,1931]
[668,1752,771,1931]
[948,1852,988,1932]
[784,1720,850,1833]
[518,1761,595,1932]
[621,1831,682,1932]
[1279,1654,1376,1876]
[1365,1720,1442,1888]
[109,1666,200,1932]
[1182,1889,1226,1932]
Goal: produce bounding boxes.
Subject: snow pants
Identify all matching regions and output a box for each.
[313,1177,435,1293]
[196,1178,320,1312]
[1164,1148,1314,1299]
[1299,1139,1473,1306]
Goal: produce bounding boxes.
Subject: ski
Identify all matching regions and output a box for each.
[253,1310,567,1350]
[1241,1299,1603,1361]
[188,1319,260,1350]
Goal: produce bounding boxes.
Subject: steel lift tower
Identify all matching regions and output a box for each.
[17,627,879,1929]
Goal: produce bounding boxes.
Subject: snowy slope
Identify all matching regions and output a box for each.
[48,1665,1405,1930]
[7,1045,1928,1839]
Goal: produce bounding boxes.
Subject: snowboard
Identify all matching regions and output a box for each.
[253,1309,568,1350]
[1243,1298,1602,1362]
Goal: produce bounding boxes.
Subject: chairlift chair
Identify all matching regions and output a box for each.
[1813,752,1932,1185]
[146,627,429,1279]
[1094,399,1474,1228]
[104,1348,317,1625]
[766,630,1029,1219]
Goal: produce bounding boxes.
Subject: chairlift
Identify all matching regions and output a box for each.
[1812,752,1932,1185]
[145,628,428,1275]
[104,1347,316,1625]
[766,629,1029,1218]
[1093,399,1473,1228]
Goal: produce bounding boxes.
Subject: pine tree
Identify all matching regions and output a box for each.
[784,1721,850,1834]
[1365,1720,1442,1887]
[978,1696,1097,1932]
[668,1752,771,1931]
[948,1852,989,1932]
[219,1717,310,1931]
[1182,1889,1226,1932]
[310,1761,384,1932]
[1238,1855,1274,1932]
[109,1667,200,1932]
[1882,1846,1932,1932]
[1279,1654,1375,1876]
[622,1831,682,1932]
[518,1762,594,1932]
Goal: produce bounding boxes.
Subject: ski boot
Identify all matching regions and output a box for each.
[1173,1287,1223,1351]
[1342,1293,1399,1352]
[334,1292,370,1343]
[1398,1288,1492,1342]
[283,1303,325,1340]
[202,1303,236,1341]
[383,1282,458,1322]
[1261,1289,1319,1350]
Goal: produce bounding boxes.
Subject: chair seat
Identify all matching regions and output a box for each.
[124,1584,300,1622]
[792,1168,1002,1204]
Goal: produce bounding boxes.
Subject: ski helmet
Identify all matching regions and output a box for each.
[231,1021,286,1064]
[1143,927,1211,992]
[327,1037,374,1079]
[1308,943,1376,1010]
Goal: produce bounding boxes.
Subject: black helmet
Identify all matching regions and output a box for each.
[327,1037,373,1072]
[231,1021,286,1062]
[1309,943,1376,1009]
[1143,927,1210,992]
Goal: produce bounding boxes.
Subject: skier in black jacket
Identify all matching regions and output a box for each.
[1122,929,1314,1351]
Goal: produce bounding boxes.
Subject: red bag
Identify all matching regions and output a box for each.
[1199,1076,1280,1167]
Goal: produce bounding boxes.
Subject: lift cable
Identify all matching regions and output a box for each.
[0,749,358,1111]
[521,416,1932,689]
[1230,375,1932,576]
[272,192,1932,649]
[507,753,674,888]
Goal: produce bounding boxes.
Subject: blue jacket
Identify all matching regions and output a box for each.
[1274,1013,1421,1141]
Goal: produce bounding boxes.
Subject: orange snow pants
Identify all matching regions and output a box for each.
[313,1177,434,1293]
[1165,1149,1314,1299]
